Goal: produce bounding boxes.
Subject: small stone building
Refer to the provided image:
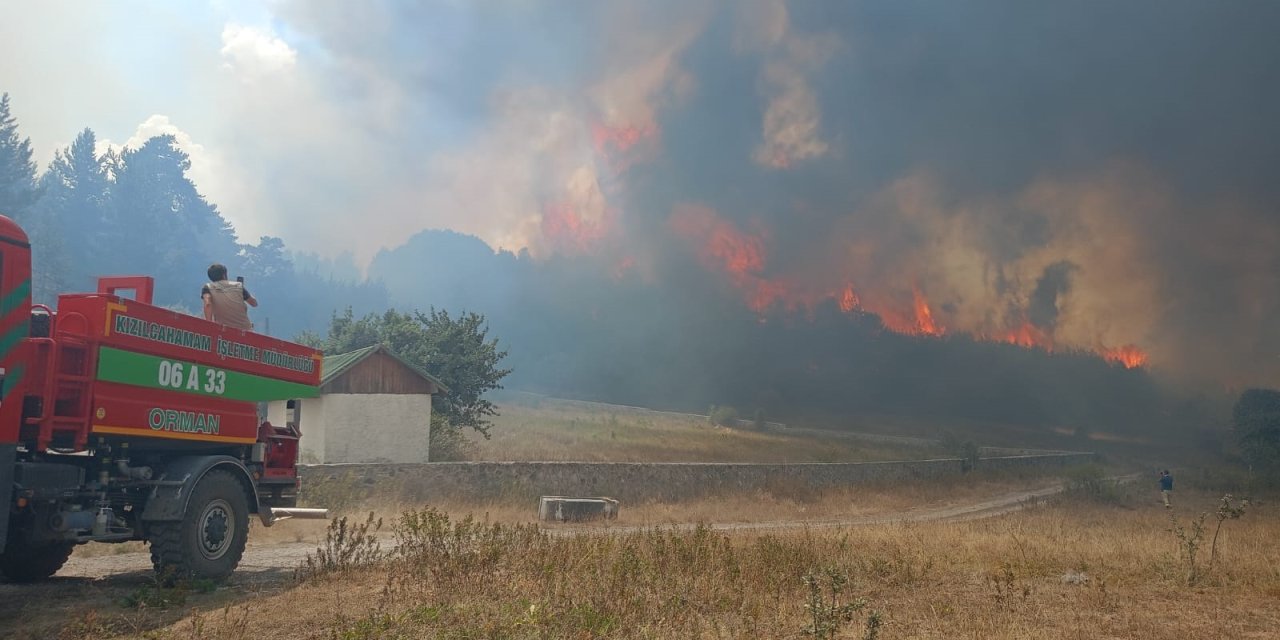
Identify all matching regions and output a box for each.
[267,344,447,464]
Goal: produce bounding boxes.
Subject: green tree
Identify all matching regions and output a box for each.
[111,135,239,295]
[0,93,40,218]
[299,307,387,353]
[0,93,63,301]
[410,308,512,435]
[30,128,111,301]
[1232,388,1280,481]
[303,307,512,438]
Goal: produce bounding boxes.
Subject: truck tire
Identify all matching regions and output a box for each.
[148,470,249,584]
[0,539,75,582]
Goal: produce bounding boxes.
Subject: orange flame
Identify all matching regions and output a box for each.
[996,320,1055,351]
[669,205,766,279]
[1101,344,1148,369]
[541,201,608,255]
[912,287,943,336]
[670,205,824,314]
[838,284,860,313]
[591,122,655,155]
[590,121,658,176]
[871,287,945,336]
[669,206,1148,368]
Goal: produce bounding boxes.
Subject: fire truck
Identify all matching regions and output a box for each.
[0,214,328,583]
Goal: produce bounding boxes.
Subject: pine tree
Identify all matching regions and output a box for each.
[0,93,40,220]
[110,135,239,304]
[31,128,111,300]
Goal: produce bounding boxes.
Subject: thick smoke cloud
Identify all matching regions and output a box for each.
[1028,262,1076,332]
[223,0,1280,394]
[323,0,1280,388]
[8,0,1278,389]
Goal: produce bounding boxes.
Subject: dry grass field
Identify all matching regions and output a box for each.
[30,479,1278,640]
[14,397,1268,639]
[69,469,1060,563]
[474,394,951,463]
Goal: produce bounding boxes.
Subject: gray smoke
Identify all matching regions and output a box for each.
[272,0,1280,388]
[1028,262,1076,332]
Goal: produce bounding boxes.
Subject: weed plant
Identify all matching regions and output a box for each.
[41,488,1280,639]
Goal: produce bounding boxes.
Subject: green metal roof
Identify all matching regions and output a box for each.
[320,344,450,393]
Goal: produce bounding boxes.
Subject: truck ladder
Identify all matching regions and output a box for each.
[25,335,94,451]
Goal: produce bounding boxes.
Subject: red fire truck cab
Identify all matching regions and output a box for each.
[0,214,327,583]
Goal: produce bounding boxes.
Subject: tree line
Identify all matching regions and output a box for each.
[0,93,508,459]
[4,90,1270,465]
[0,93,388,340]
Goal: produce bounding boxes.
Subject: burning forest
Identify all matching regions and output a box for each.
[343,0,1280,435]
[9,0,1280,437]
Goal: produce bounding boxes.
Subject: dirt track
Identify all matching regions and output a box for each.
[47,481,1068,583]
[0,479,1092,637]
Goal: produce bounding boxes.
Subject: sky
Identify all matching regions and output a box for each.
[4,0,1280,387]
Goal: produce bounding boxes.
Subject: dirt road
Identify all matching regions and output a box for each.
[46,481,1068,583]
[0,479,1093,638]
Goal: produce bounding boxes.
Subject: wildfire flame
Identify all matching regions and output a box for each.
[1101,344,1148,369]
[669,204,1149,369]
[866,287,945,337]
[669,205,766,279]
[994,320,1055,351]
[563,111,1154,372]
[838,284,859,313]
[911,287,943,336]
[591,122,656,155]
[670,205,824,314]
[590,120,658,177]
[541,201,609,255]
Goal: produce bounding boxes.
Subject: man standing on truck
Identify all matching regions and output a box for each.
[202,263,258,331]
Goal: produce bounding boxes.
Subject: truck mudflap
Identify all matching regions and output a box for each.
[140,455,260,523]
[0,444,14,554]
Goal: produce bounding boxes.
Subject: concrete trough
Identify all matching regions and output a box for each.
[539,496,620,523]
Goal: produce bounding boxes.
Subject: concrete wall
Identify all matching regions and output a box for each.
[270,394,432,464]
[298,453,1094,504]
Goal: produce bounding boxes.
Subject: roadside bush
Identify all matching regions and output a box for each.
[299,512,385,580]
[389,507,544,593]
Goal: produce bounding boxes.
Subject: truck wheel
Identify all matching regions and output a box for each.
[149,470,249,584]
[0,539,75,583]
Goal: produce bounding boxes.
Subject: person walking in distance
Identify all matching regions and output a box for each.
[1159,470,1173,508]
[202,263,257,331]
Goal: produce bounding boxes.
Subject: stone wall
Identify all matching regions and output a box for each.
[298,453,1094,505]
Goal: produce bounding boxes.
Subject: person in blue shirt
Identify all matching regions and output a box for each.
[1159,470,1173,508]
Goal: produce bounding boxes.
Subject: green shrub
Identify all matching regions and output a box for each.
[299,512,385,580]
